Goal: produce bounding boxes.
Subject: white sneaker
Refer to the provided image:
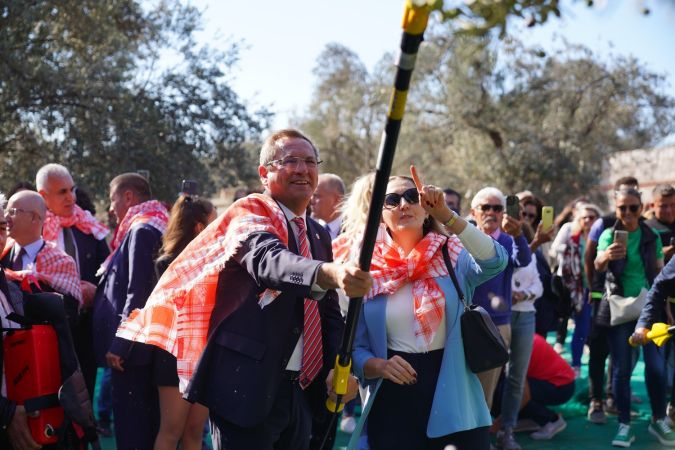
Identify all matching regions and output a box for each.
[572,366,581,379]
[340,415,356,433]
[612,423,635,448]
[530,416,567,440]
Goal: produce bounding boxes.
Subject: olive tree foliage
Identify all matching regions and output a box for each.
[0,0,270,203]
[435,0,655,38]
[290,43,389,184]
[296,24,673,208]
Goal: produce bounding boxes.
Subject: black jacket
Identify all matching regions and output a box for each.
[0,270,17,431]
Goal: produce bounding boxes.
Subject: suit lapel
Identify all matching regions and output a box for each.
[305,218,323,260]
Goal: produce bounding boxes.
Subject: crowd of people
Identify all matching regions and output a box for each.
[0,129,674,450]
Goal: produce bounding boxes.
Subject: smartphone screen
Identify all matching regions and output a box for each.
[614,230,628,246]
[506,195,520,218]
[541,206,554,231]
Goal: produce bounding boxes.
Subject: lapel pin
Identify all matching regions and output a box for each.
[315,233,320,240]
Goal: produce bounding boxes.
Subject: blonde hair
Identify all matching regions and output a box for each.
[340,172,375,240]
[571,202,603,233]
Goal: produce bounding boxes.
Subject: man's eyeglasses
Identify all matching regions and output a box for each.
[618,205,640,213]
[479,204,504,213]
[384,188,419,209]
[5,208,40,220]
[266,157,322,169]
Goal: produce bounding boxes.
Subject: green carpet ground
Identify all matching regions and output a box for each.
[96,337,672,449]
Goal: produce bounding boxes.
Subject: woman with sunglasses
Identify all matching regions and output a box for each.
[595,188,671,448]
[348,168,508,450]
[550,203,602,375]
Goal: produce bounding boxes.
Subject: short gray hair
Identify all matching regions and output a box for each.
[259,129,319,166]
[471,187,506,209]
[35,163,72,191]
[318,173,345,195]
[0,192,6,209]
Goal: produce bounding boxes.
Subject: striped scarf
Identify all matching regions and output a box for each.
[99,200,169,274]
[3,239,82,304]
[43,205,109,242]
[367,229,463,351]
[116,194,292,385]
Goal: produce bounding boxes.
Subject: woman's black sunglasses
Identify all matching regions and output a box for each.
[618,204,640,213]
[384,188,419,209]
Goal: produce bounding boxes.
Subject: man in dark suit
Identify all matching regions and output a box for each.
[92,173,168,450]
[36,163,110,404]
[186,129,371,450]
[0,196,41,450]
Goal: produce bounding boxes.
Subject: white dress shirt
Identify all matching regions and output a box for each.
[13,238,44,270]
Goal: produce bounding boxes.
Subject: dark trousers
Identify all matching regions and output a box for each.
[111,364,160,450]
[588,321,610,401]
[368,349,489,450]
[73,308,97,403]
[521,379,575,426]
[210,379,312,450]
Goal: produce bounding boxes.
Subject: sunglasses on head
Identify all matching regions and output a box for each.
[384,188,419,209]
[618,204,640,213]
[479,204,504,213]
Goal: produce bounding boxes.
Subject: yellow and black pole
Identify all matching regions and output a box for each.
[321,1,440,445]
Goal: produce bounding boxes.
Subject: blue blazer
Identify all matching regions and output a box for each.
[349,243,507,449]
[92,223,162,366]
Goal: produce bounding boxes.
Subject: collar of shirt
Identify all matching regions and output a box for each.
[326,217,342,237]
[276,201,307,244]
[490,229,502,240]
[15,238,44,264]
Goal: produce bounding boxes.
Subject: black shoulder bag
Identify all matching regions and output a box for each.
[442,244,509,373]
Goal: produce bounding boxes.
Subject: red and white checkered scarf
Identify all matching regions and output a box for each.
[116,194,289,385]
[100,200,169,274]
[2,239,82,304]
[43,205,109,242]
[368,229,463,351]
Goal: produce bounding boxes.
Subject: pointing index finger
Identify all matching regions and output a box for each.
[410,164,423,192]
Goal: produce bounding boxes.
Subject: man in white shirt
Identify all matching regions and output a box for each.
[311,173,345,240]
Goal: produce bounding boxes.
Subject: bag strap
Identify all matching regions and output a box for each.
[441,243,469,311]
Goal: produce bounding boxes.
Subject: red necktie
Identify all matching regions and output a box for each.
[292,217,323,389]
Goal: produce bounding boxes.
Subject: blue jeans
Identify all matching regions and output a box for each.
[96,367,113,420]
[571,294,591,367]
[607,321,667,423]
[501,311,536,429]
[644,341,667,420]
[607,321,638,424]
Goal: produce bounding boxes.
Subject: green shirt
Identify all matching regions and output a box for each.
[598,227,664,297]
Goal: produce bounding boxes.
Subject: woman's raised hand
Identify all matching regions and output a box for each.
[410,165,453,224]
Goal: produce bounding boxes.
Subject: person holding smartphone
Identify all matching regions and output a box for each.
[594,187,670,448]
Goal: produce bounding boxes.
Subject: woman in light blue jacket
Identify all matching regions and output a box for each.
[348,172,507,450]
